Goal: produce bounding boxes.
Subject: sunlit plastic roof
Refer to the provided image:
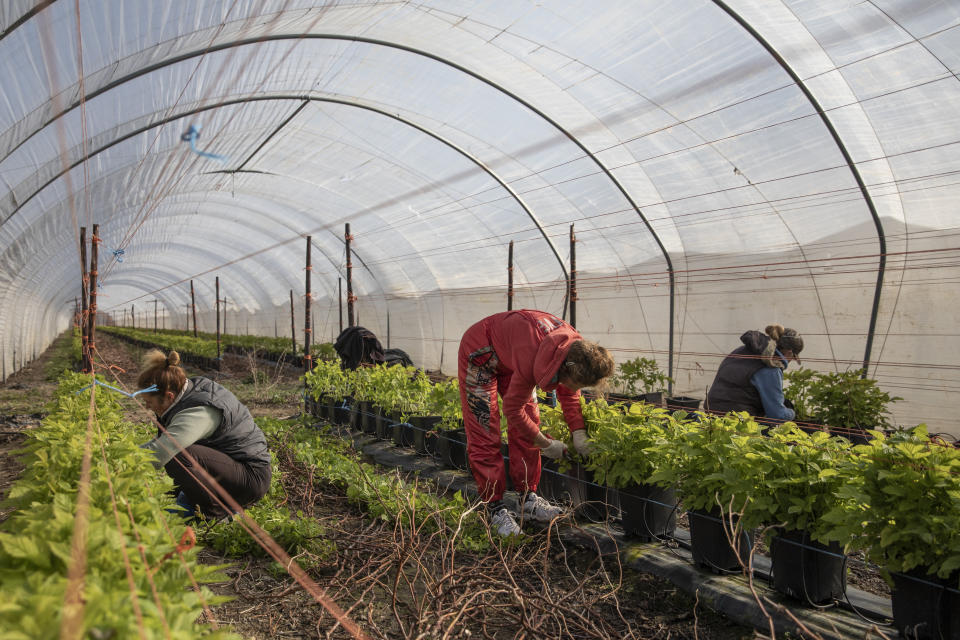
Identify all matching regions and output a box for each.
[2,0,959,432]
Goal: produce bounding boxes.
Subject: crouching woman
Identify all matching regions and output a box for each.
[138,349,271,519]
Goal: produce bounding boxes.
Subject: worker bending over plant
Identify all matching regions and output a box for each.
[458,309,614,536]
[138,349,271,521]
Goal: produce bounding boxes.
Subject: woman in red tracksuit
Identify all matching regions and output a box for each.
[458,309,614,536]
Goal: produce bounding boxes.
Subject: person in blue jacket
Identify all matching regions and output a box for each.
[706,324,803,422]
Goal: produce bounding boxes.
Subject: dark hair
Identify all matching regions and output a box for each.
[137,349,187,397]
[765,324,804,355]
[562,340,615,394]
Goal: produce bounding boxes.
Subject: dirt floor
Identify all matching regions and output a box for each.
[0,331,886,638]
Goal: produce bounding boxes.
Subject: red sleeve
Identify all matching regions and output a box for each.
[501,380,540,444]
[556,385,585,432]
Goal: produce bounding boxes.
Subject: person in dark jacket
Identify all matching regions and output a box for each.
[138,349,271,519]
[706,324,803,423]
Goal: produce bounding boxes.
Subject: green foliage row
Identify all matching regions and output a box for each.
[578,398,960,583]
[257,418,488,551]
[100,326,336,362]
[0,372,232,639]
[304,361,462,429]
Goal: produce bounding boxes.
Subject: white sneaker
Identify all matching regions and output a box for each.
[490,507,522,537]
[521,492,564,523]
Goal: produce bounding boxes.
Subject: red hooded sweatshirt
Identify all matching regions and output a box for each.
[474,309,586,441]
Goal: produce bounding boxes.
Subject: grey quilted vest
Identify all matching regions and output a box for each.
[159,377,270,467]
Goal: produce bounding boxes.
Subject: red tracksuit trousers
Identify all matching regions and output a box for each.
[458,325,542,503]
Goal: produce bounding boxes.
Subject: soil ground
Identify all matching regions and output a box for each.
[0,330,887,637]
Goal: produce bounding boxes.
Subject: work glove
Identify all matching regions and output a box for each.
[539,438,568,460]
[571,429,593,456]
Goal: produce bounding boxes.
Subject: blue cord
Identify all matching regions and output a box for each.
[181,124,227,162]
[75,380,158,398]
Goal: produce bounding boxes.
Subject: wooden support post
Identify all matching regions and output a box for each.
[215,276,221,361]
[190,280,198,337]
[569,224,577,329]
[345,224,355,328]
[88,224,99,370]
[387,308,390,349]
[79,227,90,371]
[304,236,313,374]
[289,290,296,353]
[338,277,343,335]
[507,239,514,311]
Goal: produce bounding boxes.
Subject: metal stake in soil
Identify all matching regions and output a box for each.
[569,223,577,329]
[190,279,198,338]
[79,227,89,371]
[289,289,296,353]
[507,239,515,311]
[345,223,355,328]
[304,236,313,375]
[88,224,99,369]
[216,276,221,360]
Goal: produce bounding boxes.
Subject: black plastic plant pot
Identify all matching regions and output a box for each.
[436,428,469,470]
[360,401,377,435]
[411,416,441,455]
[891,568,960,639]
[348,401,363,431]
[665,396,701,411]
[391,417,414,448]
[769,529,845,605]
[688,508,751,574]
[537,459,568,503]
[375,410,392,440]
[304,396,317,418]
[627,392,663,407]
[324,395,338,421]
[335,396,354,426]
[565,463,617,523]
[618,483,678,541]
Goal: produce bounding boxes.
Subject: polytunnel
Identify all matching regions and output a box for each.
[2,0,960,435]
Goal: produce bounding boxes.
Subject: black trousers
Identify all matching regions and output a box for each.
[164,444,271,518]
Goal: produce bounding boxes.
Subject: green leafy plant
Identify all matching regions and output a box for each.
[785,369,901,430]
[747,423,854,541]
[584,400,691,489]
[612,357,673,397]
[821,426,960,581]
[650,411,764,520]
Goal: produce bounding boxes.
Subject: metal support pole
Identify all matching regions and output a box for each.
[289,290,296,353]
[216,276,221,361]
[88,224,99,370]
[507,239,514,311]
[131,304,135,330]
[79,227,89,371]
[304,236,313,374]
[338,278,343,335]
[345,224,355,327]
[569,224,577,329]
[190,280,198,337]
[387,308,390,349]
[154,299,158,333]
